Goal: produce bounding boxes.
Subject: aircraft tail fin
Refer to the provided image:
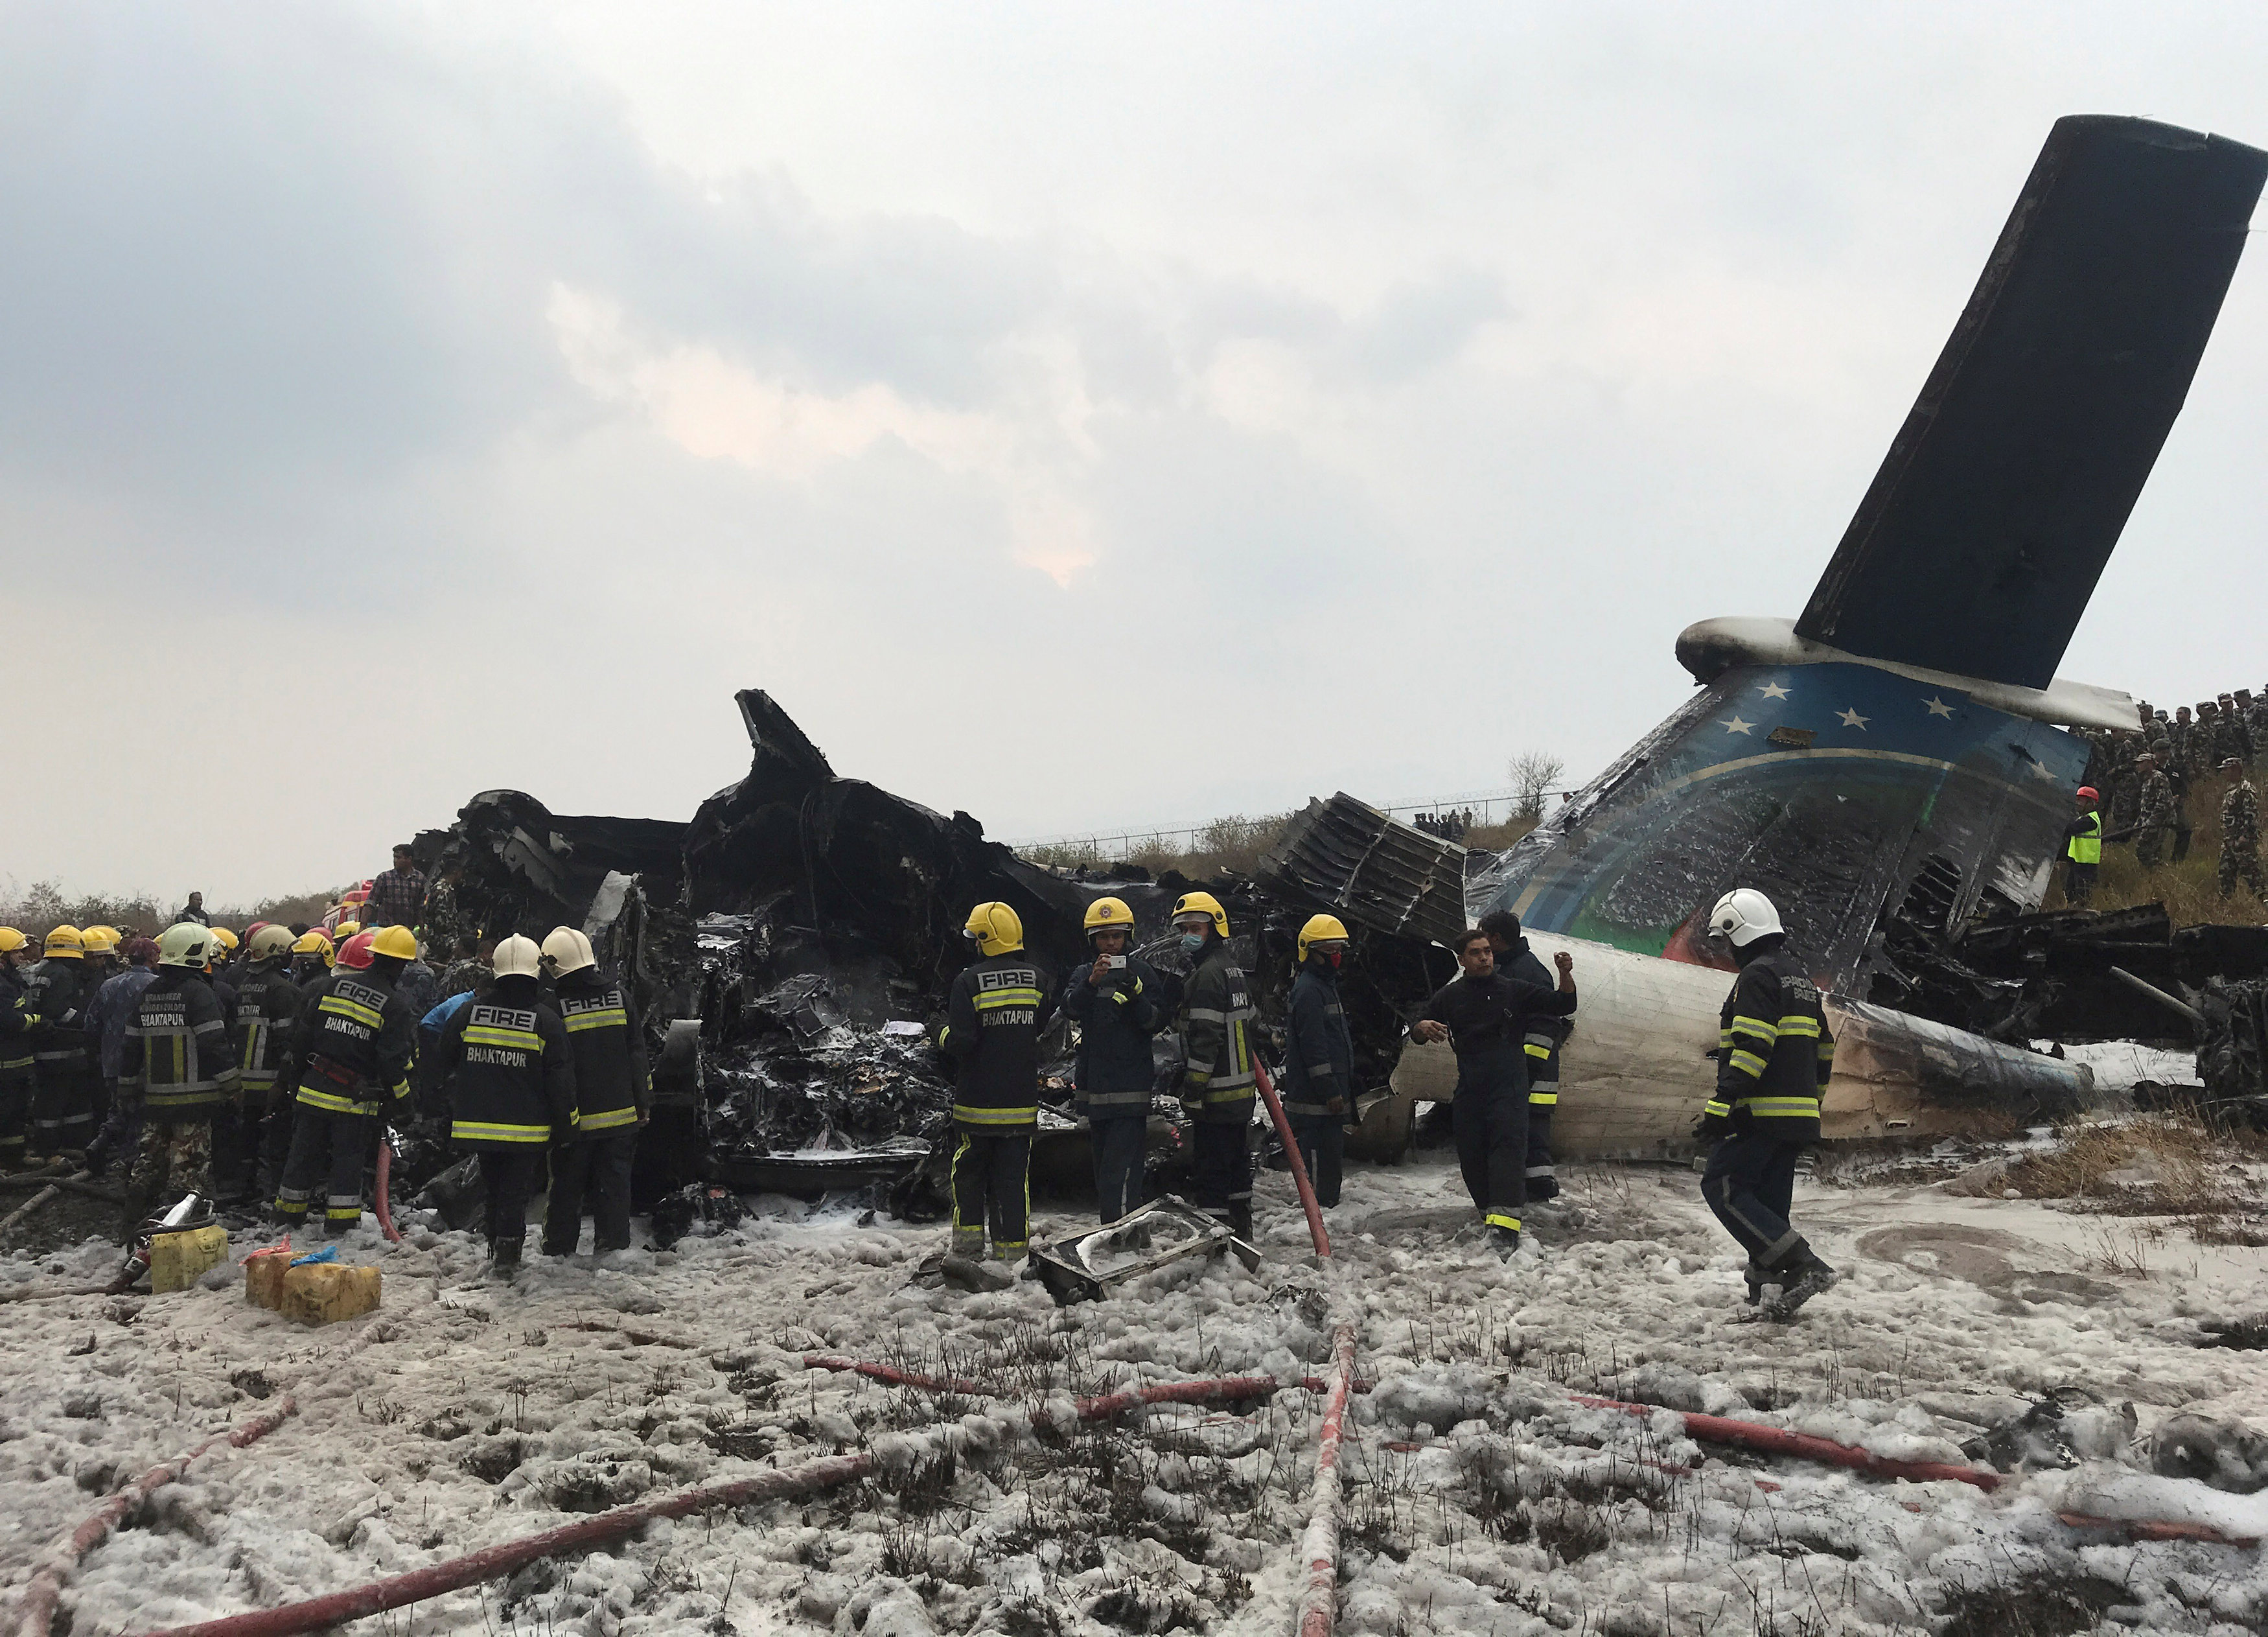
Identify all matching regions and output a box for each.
[1797,116,2267,690]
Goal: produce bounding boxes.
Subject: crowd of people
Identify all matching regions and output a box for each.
[1413,808,1477,840]
[2064,689,2268,903]
[0,842,655,1289]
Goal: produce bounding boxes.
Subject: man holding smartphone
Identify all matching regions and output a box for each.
[1060,896,1163,1224]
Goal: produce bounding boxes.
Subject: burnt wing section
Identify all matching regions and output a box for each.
[1258,795,1470,948]
[1798,115,2268,689]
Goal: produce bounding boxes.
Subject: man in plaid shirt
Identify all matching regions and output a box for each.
[365,846,428,930]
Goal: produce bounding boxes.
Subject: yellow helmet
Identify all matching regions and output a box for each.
[292,929,336,969]
[208,927,240,955]
[80,927,121,958]
[369,925,420,962]
[1170,891,1228,940]
[0,928,27,955]
[1082,897,1135,940]
[334,920,362,940]
[43,925,85,958]
[248,925,296,961]
[963,901,1024,957]
[1297,913,1350,966]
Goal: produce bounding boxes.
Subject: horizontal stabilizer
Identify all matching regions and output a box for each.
[1798,115,2268,690]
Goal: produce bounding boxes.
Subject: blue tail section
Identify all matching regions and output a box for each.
[1471,662,2089,995]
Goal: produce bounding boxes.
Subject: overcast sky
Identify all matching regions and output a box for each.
[5,2,2267,904]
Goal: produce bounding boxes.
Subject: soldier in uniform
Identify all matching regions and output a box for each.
[2219,761,2265,900]
[2135,754,2177,869]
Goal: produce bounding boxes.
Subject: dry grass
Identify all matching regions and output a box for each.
[1021,811,1540,881]
[0,881,348,938]
[1998,1111,2268,1216]
[2043,765,2268,925]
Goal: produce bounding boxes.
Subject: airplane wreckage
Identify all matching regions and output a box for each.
[400,115,2268,1223]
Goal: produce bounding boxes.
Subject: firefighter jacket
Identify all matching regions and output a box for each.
[22,958,89,1077]
[1710,951,1832,1141]
[1177,938,1258,1124]
[1503,941,1573,1102]
[1060,954,1162,1115]
[284,968,417,1120]
[1418,971,1577,1088]
[936,951,1057,1128]
[553,969,650,1135]
[118,969,242,1121]
[432,977,577,1150]
[232,960,307,1099]
[1,966,36,1078]
[1280,961,1354,1118]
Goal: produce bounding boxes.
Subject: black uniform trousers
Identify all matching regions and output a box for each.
[275,1107,376,1236]
[1088,1112,1148,1224]
[2065,859,2097,905]
[480,1146,546,1264]
[1190,1106,1254,1238]
[0,1066,29,1167]
[951,1122,1032,1257]
[1524,1097,1558,1200]
[1289,1113,1343,1209]
[544,1130,638,1254]
[30,1054,95,1157]
[1700,1127,1807,1271]
[253,1089,298,1202]
[1452,1046,1528,1231]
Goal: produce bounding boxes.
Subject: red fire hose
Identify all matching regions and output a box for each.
[1294,1322,1361,1637]
[12,1398,297,1637]
[800,1354,988,1395]
[1076,1376,1289,1419]
[1251,1058,1331,1258]
[1569,1395,2001,1491]
[373,1143,400,1244]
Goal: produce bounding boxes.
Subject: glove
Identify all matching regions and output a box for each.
[1177,1078,1205,1117]
[1692,1111,1730,1144]
[1325,1095,1347,1117]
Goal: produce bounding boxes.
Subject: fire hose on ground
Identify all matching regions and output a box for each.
[1569,1394,2004,1491]
[127,1367,1361,1637]
[1294,1323,1361,1637]
[1251,1058,1331,1259]
[10,1399,298,1637]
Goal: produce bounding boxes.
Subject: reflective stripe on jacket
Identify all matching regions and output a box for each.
[1279,964,1353,1117]
[1178,940,1258,1122]
[555,975,650,1133]
[434,985,577,1147]
[118,970,241,1119]
[940,952,1058,1126]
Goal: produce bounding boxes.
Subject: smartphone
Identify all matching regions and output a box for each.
[1105,955,1128,969]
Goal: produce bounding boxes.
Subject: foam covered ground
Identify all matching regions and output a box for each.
[5,1146,2268,1635]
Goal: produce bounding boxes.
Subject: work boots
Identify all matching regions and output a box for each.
[1488,1225,1522,1261]
[1761,1248,1838,1320]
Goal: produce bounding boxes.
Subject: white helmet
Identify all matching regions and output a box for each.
[1707,888,1783,948]
[540,927,596,977]
[491,935,543,979]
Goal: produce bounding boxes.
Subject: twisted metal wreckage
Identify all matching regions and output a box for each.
[392,115,2268,1235]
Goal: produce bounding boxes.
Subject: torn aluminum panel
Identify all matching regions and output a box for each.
[1029,1196,1262,1306]
[1259,794,1468,947]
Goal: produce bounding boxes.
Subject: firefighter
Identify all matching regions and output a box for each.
[2064,787,2103,907]
[1696,888,1838,1318]
[290,929,335,988]
[538,927,648,1257]
[232,925,307,1203]
[111,923,242,1288]
[1414,929,1577,1257]
[932,902,1056,1262]
[1280,914,1354,1209]
[1480,909,1571,1203]
[273,928,417,1236]
[24,926,95,1162]
[1059,896,1161,1224]
[1171,890,1260,1240]
[0,929,38,1172]
[430,935,576,1273]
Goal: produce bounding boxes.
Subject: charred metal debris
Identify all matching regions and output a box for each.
[404,697,1455,1216]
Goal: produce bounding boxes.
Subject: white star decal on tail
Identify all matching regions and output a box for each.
[1836,708,1869,730]
[1721,716,1755,736]
[1756,681,1790,701]
[1923,696,1956,718]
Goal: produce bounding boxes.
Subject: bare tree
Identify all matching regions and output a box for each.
[1509,752,1566,820]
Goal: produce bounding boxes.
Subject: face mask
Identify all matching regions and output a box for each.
[1179,933,1207,954]
[1324,949,1343,971]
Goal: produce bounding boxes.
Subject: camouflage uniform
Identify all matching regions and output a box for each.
[2168,712,2195,778]
[124,1122,214,1231]
[2220,698,2254,764]
[2136,766,2177,868]
[2220,779,2265,899]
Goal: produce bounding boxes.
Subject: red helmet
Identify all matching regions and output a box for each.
[336,930,378,971]
[243,920,272,942]
[2076,786,2099,802]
